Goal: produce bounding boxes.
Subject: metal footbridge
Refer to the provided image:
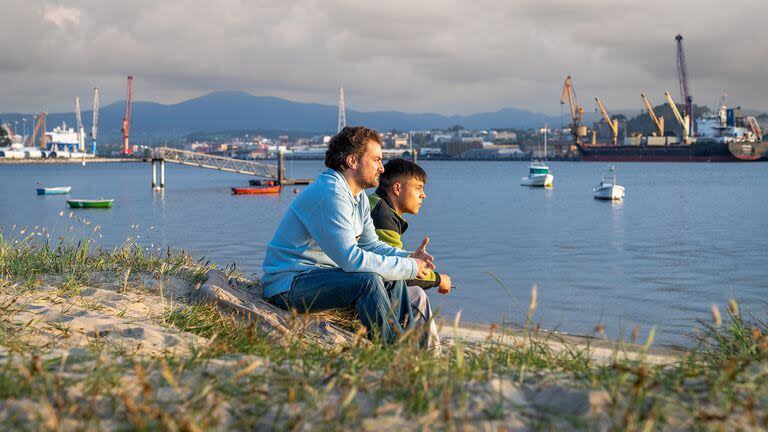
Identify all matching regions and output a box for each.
[148,147,313,190]
[152,147,279,179]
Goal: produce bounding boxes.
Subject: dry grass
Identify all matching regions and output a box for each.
[0,234,767,430]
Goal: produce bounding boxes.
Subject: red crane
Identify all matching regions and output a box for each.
[121,75,133,155]
[675,35,693,126]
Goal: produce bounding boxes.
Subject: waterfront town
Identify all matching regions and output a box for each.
[171,127,573,160]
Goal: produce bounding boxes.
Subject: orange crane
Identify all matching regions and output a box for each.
[595,97,619,146]
[641,93,664,136]
[26,114,45,147]
[121,75,133,155]
[560,76,587,145]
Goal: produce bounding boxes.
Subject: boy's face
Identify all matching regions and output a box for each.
[393,177,426,215]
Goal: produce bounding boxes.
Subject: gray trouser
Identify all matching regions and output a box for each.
[406,285,440,347]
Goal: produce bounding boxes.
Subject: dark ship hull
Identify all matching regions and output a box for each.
[727,141,768,161]
[578,140,766,162]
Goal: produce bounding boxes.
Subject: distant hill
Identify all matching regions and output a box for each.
[3,91,755,144]
[0,91,564,143]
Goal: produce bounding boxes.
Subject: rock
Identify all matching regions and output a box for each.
[195,270,360,347]
[525,385,609,417]
[488,377,528,406]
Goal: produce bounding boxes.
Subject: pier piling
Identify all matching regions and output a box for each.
[151,158,165,190]
[277,150,285,185]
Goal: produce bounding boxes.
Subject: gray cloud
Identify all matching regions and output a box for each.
[1,0,767,116]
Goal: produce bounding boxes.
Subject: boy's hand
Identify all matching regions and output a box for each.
[437,274,452,294]
[413,258,434,279]
[410,236,434,265]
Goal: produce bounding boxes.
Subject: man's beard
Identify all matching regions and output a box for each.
[359,172,379,189]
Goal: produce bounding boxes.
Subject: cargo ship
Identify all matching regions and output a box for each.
[578,103,767,162]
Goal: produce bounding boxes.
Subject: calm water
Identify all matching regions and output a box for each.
[2,160,767,346]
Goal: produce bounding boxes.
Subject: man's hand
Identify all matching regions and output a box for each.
[437,274,452,294]
[410,236,434,265]
[413,258,435,280]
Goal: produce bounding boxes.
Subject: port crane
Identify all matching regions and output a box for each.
[560,75,587,146]
[641,93,664,136]
[26,114,44,147]
[675,35,693,128]
[747,116,763,142]
[75,97,85,152]
[595,97,619,146]
[664,91,690,144]
[91,88,99,156]
[121,76,133,155]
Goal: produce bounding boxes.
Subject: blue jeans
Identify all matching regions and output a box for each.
[267,268,413,344]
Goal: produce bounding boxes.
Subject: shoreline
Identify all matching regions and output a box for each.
[0,237,764,429]
[0,157,142,164]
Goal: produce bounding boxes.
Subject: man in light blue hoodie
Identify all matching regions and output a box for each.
[262,126,435,343]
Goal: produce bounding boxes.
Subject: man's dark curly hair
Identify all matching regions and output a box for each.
[325,126,381,171]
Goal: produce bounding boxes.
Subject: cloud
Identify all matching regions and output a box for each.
[1,0,767,116]
[42,4,81,29]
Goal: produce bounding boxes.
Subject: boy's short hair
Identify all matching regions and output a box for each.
[325,126,382,171]
[379,158,427,190]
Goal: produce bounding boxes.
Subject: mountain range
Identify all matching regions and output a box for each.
[0,91,586,143]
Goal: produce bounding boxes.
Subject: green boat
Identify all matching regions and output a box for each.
[66,199,114,209]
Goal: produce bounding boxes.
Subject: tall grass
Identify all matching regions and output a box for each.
[1,234,768,429]
[0,231,210,289]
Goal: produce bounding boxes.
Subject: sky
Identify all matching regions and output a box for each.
[2,0,767,116]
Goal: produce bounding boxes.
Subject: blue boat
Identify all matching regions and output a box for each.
[36,186,71,195]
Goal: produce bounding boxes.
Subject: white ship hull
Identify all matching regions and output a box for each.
[593,184,625,200]
[520,173,553,187]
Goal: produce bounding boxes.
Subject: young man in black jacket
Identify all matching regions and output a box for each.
[368,158,452,346]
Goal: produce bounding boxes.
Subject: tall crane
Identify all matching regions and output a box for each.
[664,91,690,144]
[675,35,693,127]
[641,93,665,136]
[39,112,47,149]
[26,114,44,147]
[91,87,99,155]
[75,97,85,152]
[122,75,133,155]
[560,76,586,145]
[595,97,619,146]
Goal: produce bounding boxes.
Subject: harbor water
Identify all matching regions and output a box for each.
[1,160,766,346]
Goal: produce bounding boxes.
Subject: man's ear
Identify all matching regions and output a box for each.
[392,181,402,196]
[345,153,357,169]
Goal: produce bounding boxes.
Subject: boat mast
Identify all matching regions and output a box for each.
[543,124,548,161]
[91,87,99,156]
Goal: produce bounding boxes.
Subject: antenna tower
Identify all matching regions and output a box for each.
[122,76,133,155]
[337,86,347,132]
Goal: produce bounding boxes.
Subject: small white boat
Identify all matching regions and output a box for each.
[593,165,625,200]
[520,124,554,187]
[36,186,72,195]
[520,162,554,187]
